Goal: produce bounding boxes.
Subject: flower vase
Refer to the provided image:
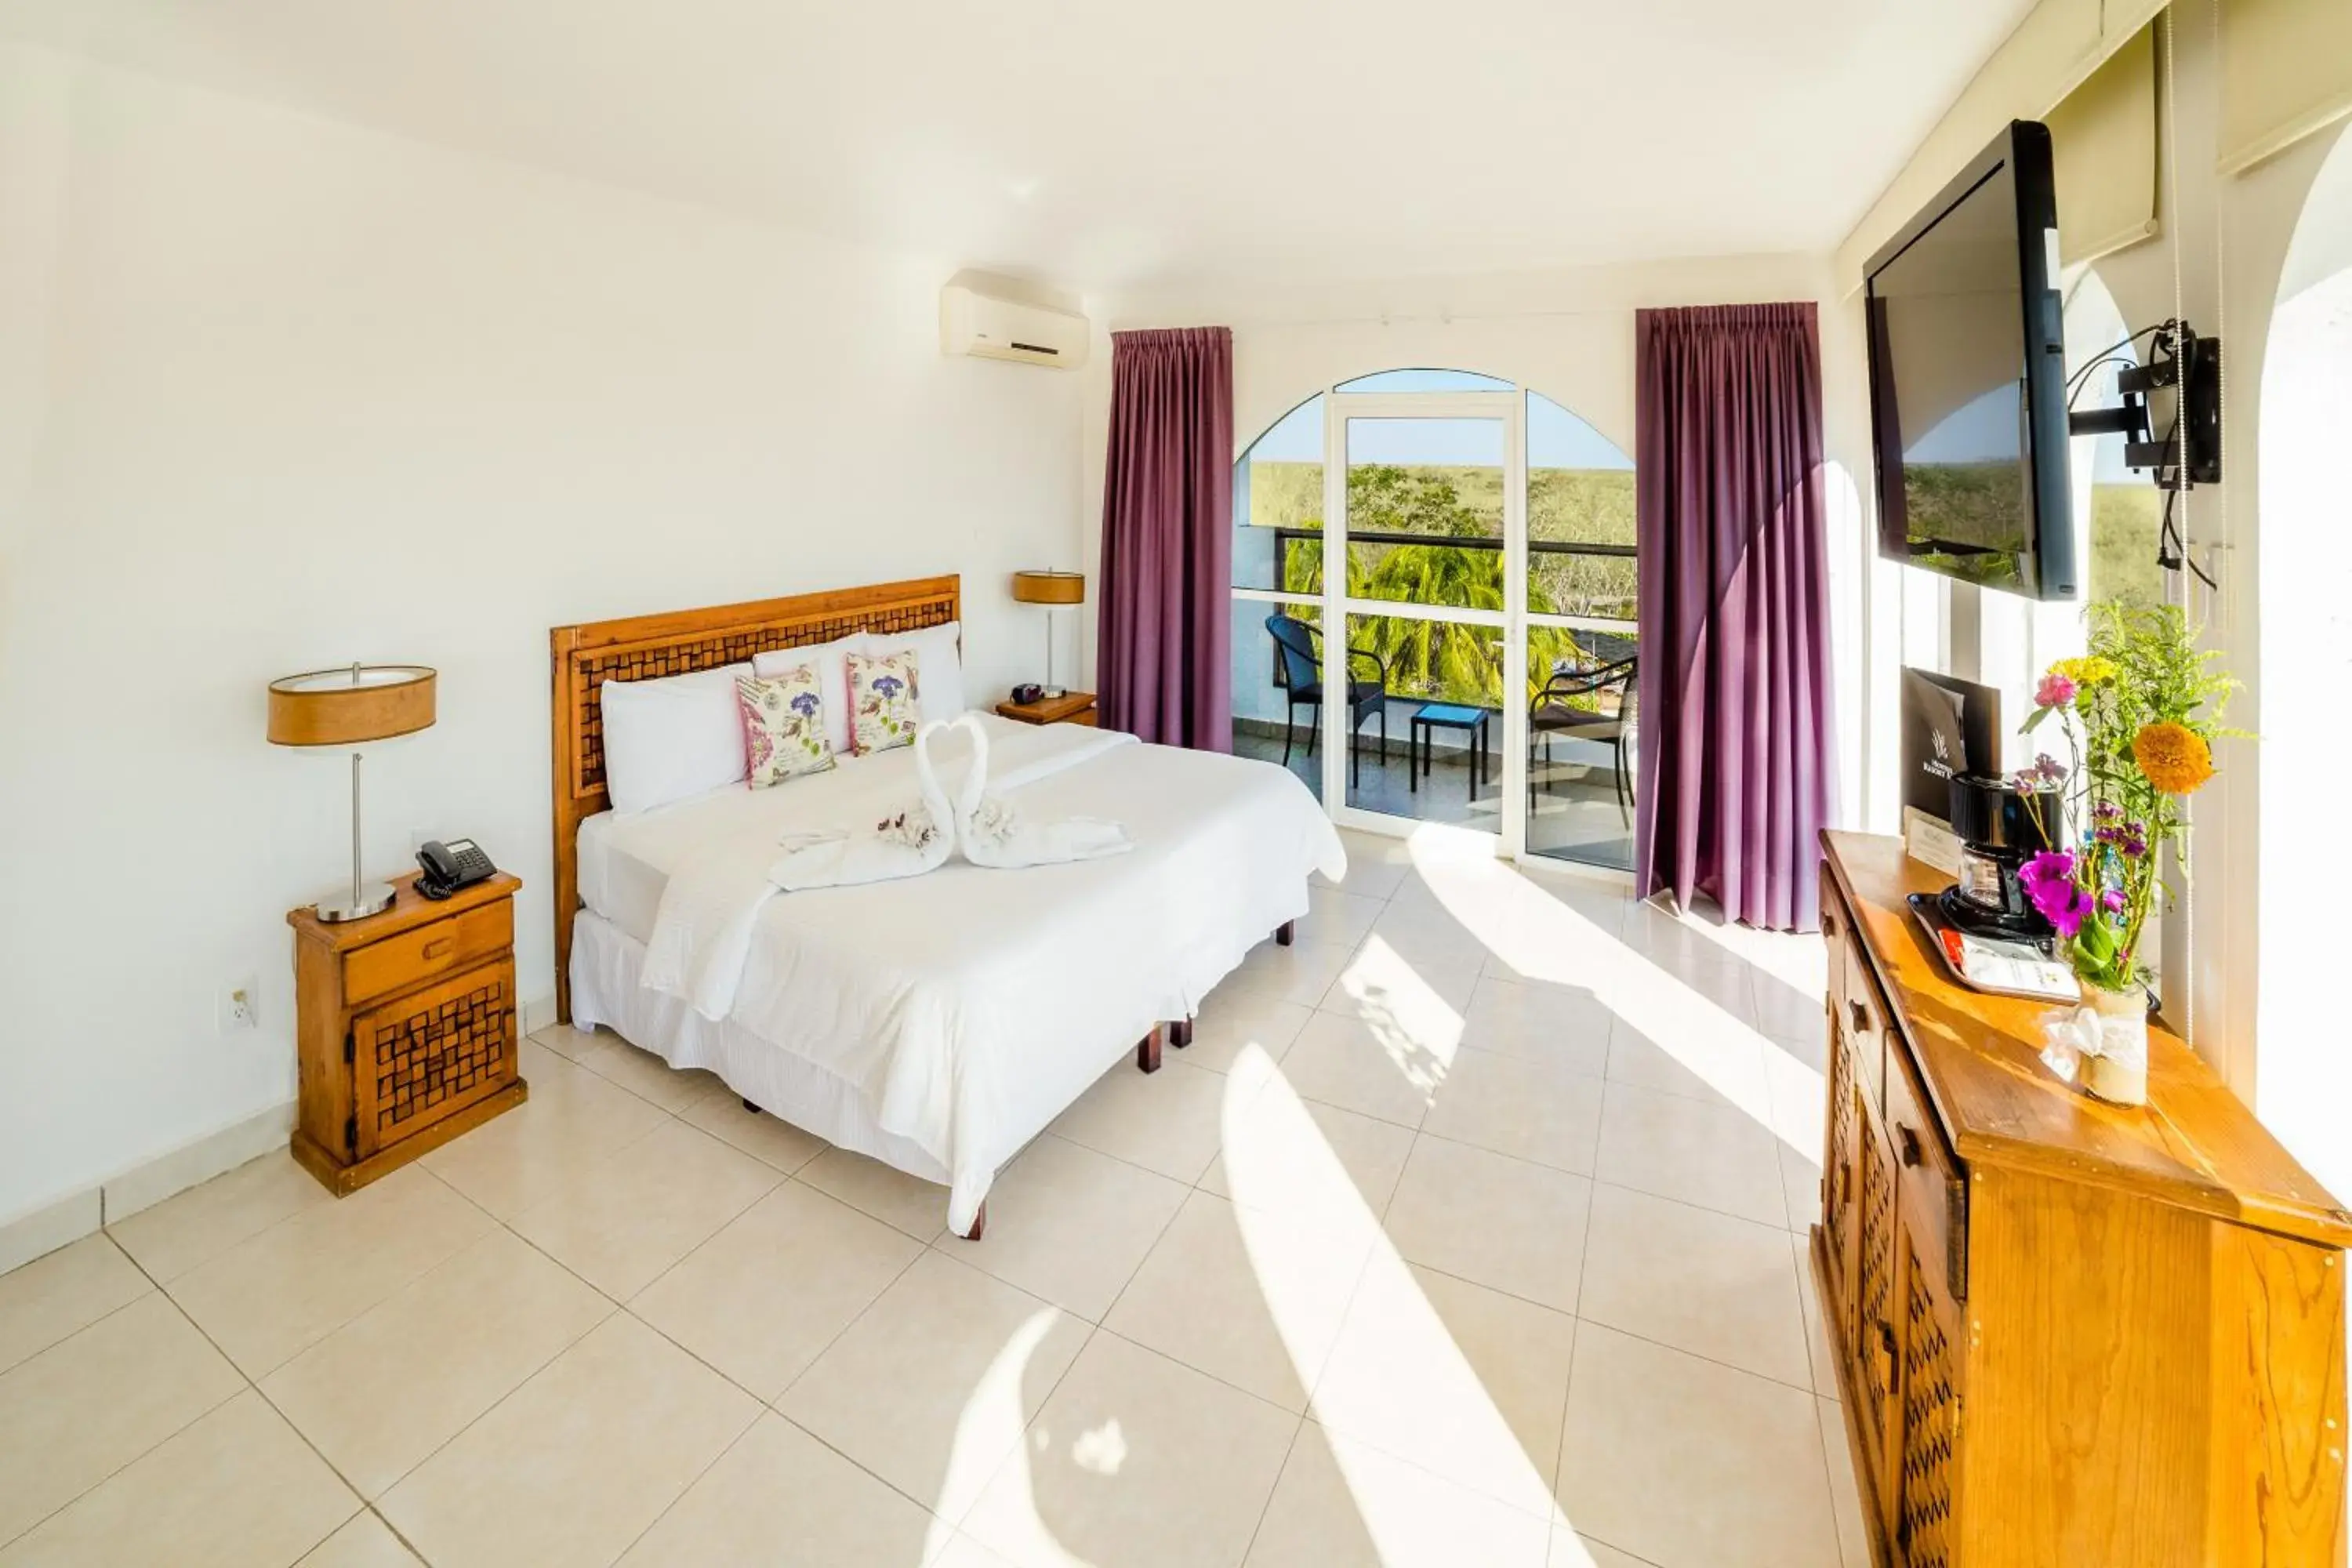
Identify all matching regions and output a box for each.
[2078,980,2149,1106]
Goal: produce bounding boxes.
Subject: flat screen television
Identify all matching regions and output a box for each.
[1865,120,2077,601]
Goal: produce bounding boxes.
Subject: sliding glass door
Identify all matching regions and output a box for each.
[1231,372,1637,873]
[1321,393,1524,851]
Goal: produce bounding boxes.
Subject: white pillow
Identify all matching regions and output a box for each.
[753,633,859,757]
[598,662,751,815]
[857,620,966,723]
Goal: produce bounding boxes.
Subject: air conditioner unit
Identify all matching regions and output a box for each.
[940,284,1090,370]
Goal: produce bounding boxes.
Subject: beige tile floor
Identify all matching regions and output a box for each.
[0,827,1864,1568]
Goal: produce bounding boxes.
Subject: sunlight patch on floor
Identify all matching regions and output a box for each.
[1406,837,1822,1157]
[1224,1052,1573,1540]
[924,1309,1069,1565]
[1331,935,1465,1097]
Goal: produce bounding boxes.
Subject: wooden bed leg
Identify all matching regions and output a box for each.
[1276,920,1296,947]
[1169,1018,1193,1049]
[1137,1025,1163,1074]
[957,1200,986,1241]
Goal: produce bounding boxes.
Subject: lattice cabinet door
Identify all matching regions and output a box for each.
[1823,1015,1863,1316]
[1851,1093,1904,1544]
[350,961,516,1160]
[1893,1215,1965,1567]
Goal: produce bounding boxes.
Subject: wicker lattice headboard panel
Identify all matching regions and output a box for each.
[570,596,955,796]
[548,574,960,1020]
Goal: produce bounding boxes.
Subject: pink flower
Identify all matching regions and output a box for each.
[2035,671,2078,709]
[2101,888,2128,914]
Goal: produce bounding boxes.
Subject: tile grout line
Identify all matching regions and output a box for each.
[599,1385,764,1567]
[56,1231,373,1562]
[0,1250,248,1554]
[285,1162,626,1554]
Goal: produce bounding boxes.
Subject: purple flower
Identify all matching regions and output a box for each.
[2035,672,2078,709]
[2021,850,2074,890]
[2093,800,2122,822]
[789,692,818,717]
[873,675,904,699]
[2122,836,2147,858]
[2101,888,2128,914]
[2020,851,2092,938]
[2034,753,2067,782]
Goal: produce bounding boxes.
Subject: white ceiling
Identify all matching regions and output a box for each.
[0,0,2035,292]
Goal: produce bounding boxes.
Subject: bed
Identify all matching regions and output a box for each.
[550,575,1343,1238]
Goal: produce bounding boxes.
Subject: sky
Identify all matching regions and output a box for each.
[1244,371,1634,469]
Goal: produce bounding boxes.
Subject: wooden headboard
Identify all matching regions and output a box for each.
[548,574,960,1022]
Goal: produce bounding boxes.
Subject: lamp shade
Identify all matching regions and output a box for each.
[1010,569,1085,606]
[267,663,437,747]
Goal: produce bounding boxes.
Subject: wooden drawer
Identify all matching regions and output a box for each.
[1886,1030,1968,1303]
[1838,933,1889,1109]
[344,898,513,1006]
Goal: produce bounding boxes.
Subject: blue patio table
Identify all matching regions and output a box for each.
[1409,702,1491,801]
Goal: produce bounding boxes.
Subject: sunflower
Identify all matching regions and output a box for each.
[2132,720,2215,794]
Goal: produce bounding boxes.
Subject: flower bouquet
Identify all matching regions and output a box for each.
[2013,604,2239,1104]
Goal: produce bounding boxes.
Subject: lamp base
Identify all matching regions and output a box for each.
[314,881,397,924]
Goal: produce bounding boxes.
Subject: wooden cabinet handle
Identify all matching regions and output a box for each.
[422,937,454,960]
[1897,1124,1924,1169]
[1849,1000,1870,1035]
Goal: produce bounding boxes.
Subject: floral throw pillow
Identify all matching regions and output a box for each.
[846,649,920,755]
[734,666,835,788]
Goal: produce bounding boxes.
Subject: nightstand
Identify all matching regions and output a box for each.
[996,690,1098,727]
[288,869,527,1195]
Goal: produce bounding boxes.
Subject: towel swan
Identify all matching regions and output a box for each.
[767,719,960,891]
[945,713,1133,867]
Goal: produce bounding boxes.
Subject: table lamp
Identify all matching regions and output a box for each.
[1010,570,1084,698]
[268,662,437,921]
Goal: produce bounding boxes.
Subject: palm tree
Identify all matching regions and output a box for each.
[1279,464,1617,707]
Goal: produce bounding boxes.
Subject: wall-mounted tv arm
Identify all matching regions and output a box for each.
[2064,318,2223,583]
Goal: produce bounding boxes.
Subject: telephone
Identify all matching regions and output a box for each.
[1011,683,1045,706]
[416,838,495,900]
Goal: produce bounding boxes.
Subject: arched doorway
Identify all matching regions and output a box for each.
[2258,129,2352,1204]
[1229,370,1638,869]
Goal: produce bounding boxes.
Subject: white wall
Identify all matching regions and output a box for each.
[0,43,1085,1225]
[2257,125,2352,1208]
[1078,254,1879,829]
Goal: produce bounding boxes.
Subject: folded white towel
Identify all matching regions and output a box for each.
[768,720,959,891]
[948,714,1134,868]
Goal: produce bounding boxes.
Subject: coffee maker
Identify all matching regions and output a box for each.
[1940,773,2059,938]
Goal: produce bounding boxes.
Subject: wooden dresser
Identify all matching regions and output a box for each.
[1815,831,2348,1567]
[289,870,527,1194]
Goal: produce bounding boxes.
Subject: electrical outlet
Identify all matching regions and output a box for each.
[218,976,258,1033]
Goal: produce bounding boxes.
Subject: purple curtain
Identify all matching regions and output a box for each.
[1096,326,1234,750]
[1634,303,1838,932]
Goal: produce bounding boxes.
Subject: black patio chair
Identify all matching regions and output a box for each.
[1265,614,1389,786]
[1528,655,1637,826]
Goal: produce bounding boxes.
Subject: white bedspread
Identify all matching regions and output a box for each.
[590,714,1344,1230]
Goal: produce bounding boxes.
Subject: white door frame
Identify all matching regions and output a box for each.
[1319,390,1530,858]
